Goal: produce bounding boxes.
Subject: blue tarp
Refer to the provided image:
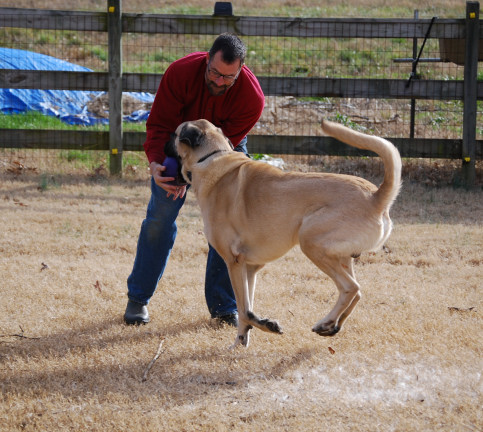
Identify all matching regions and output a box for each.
[0,48,153,125]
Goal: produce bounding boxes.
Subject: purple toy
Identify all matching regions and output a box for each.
[162,156,184,185]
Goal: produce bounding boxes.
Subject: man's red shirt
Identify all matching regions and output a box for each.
[144,51,265,164]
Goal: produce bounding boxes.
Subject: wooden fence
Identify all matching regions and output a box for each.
[0,1,481,185]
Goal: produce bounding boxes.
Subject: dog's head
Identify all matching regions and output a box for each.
[169,119,234,184]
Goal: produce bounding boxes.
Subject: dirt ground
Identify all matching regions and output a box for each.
[0,166,481,431]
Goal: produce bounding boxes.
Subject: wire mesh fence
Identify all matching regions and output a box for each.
[0,6,481,184]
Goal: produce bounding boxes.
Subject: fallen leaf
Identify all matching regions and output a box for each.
[13,198,27,207]
[94,280,102,293]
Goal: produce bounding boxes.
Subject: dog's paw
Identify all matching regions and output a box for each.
[312,324,340,337]
[247,311,283,334]
[260,318,283,334]
[230,333,250,350]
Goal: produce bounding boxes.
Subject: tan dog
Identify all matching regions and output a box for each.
[171,119,401,348]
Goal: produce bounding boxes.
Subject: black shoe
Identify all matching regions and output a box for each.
[124,300,150,325]
[214,313,238,327]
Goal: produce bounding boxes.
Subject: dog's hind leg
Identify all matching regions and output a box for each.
[301,246,361,336]
[313,256,360,336]
[334,260,361,330]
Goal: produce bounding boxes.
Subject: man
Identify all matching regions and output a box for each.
[124,33,265,326]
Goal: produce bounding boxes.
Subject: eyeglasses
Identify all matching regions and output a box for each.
[207,64,240,83]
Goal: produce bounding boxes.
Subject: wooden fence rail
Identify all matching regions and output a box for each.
[0,1,481,185]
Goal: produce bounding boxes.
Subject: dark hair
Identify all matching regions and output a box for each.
[208,33,247,66]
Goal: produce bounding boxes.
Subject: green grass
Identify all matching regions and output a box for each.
[0,111,106,130]
[0,112,146,131]
[328,113,369,132]
[56,149,146,172]
[0,111,82,129]
[0,112,148,173]
[0,17,467,83]
[90,46,108,62]
[61,150,99,163]
[102,1,466,19]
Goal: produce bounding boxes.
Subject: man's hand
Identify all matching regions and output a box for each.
[150,161,187,200]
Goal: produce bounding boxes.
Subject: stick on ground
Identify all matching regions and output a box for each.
[142,338,165,382]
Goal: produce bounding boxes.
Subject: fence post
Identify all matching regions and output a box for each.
[409,10,419,139]
[108,0,123,176]
[461,1,479,188]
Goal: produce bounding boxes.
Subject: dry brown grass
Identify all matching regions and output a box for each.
[0,163,481,431]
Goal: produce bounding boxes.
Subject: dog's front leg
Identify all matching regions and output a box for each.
[227,258,252,349]
[247,263,264,309]
[230,323,253,350]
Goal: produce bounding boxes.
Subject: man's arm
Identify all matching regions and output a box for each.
[143,63,185,165]
[143,62,187,198]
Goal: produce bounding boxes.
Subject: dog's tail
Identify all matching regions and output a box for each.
[321,119,402,213]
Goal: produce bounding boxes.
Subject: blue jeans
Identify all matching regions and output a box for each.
[127,137,248,317]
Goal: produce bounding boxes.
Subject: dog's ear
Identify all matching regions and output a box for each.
[164,133,178,157]
[179,123,204,148]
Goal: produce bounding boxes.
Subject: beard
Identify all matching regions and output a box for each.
[206,80,229,96]
[205,72,235,96]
